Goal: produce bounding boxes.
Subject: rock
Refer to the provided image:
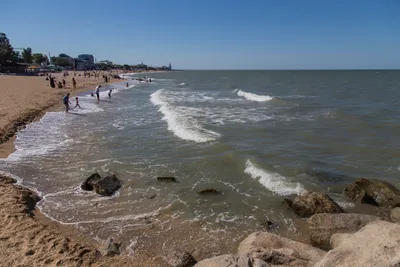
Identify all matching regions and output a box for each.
[157,177,177,182]
[344,178,400,207]
[259,220,274,230]
[390,207,400,223]
[238,231,326,266]
[162,249,197,267]
[91,174,121,196]
[307,213,381,250]
[330,233,353,249]
[81,173,101,191]
[314,220,400,267]
[291,191,343,218]
[197,188,221,195]
[194,254,236,267]
[236,255,269,267]
[143,192,157,199]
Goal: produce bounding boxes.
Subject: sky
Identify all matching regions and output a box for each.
[2,0,400,69]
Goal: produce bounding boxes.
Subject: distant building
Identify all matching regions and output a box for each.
[78,54,94,65]
[98,60,113,66]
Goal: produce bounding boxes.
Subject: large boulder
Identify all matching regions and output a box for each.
[307,213,381,250]
[237,231,326,267]
[344,178,400,207]
[291,191,343,218]
[314,220,400,267]
[390,207,400,223]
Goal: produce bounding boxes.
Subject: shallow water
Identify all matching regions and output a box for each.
[1,70,400,249]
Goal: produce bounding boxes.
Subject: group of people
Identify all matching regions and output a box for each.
[62,85,113,112]
[47,74,77,89]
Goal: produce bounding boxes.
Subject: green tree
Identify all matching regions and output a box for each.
[123,64,131,70]
[59,53,71,58]
[10,51,23,63]
[32,53,47,64]
[22,47,33,63]
[0,33,14,64]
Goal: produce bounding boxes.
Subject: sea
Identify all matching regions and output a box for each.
[1,70,400,253]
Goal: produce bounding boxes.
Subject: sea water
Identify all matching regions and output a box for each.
[1,70,400,250]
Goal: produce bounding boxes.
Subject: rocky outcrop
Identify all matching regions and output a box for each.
[390,207,400,223]
[81,173,121,196]
[290,191,343,218]
[157,177,177,182]
[314,220,400,267]
[162,249,197,267]
[237,231,326,267]
[329,233,353,249]
[194,254,268,267]
[307,213,381,250]
[344,178,400,207]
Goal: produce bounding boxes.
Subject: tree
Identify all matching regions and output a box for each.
[123,64,131,70]
[0,33,14,64]
[22,47,33,63]
[59,53,71,58]
[32,53,47,64]
[10,51,23,63]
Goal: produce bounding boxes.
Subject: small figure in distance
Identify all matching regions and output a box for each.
[73,97,81,109]
[72,77,77,89]
[108,89,112,99]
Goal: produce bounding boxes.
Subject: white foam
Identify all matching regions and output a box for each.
[244,160,305,196]
[150,89,221,143]
[237,90,274,102]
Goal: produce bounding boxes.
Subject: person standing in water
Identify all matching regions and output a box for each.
[108,89,112,99]
[63,93,71,112]
[73,97,81,109]
[95,85,101,102]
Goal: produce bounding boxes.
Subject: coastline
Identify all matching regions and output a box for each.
[0,71,155,266]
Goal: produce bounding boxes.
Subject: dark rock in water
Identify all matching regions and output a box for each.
[105,239,121,256]
[308,213,381,250]
[259,220,274,230]
[198,188,221,195]
[282,198,293,209]
[291,191,343,218]
[162,249,197,267]
[157,177,177,182]
[344,178,400,207]
[92,174,121,196]
[81,173,101,191]
[143,192,157,199]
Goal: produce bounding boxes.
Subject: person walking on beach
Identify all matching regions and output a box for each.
[108,89,112,99]
[95,85,101,102]
[49,77,55,88]
[62,79,66,88]
[73,97,81,109]
[72,77,77,89]
[63,93,71,112]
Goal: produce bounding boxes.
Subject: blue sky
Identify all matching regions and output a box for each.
[2,0,400,69]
